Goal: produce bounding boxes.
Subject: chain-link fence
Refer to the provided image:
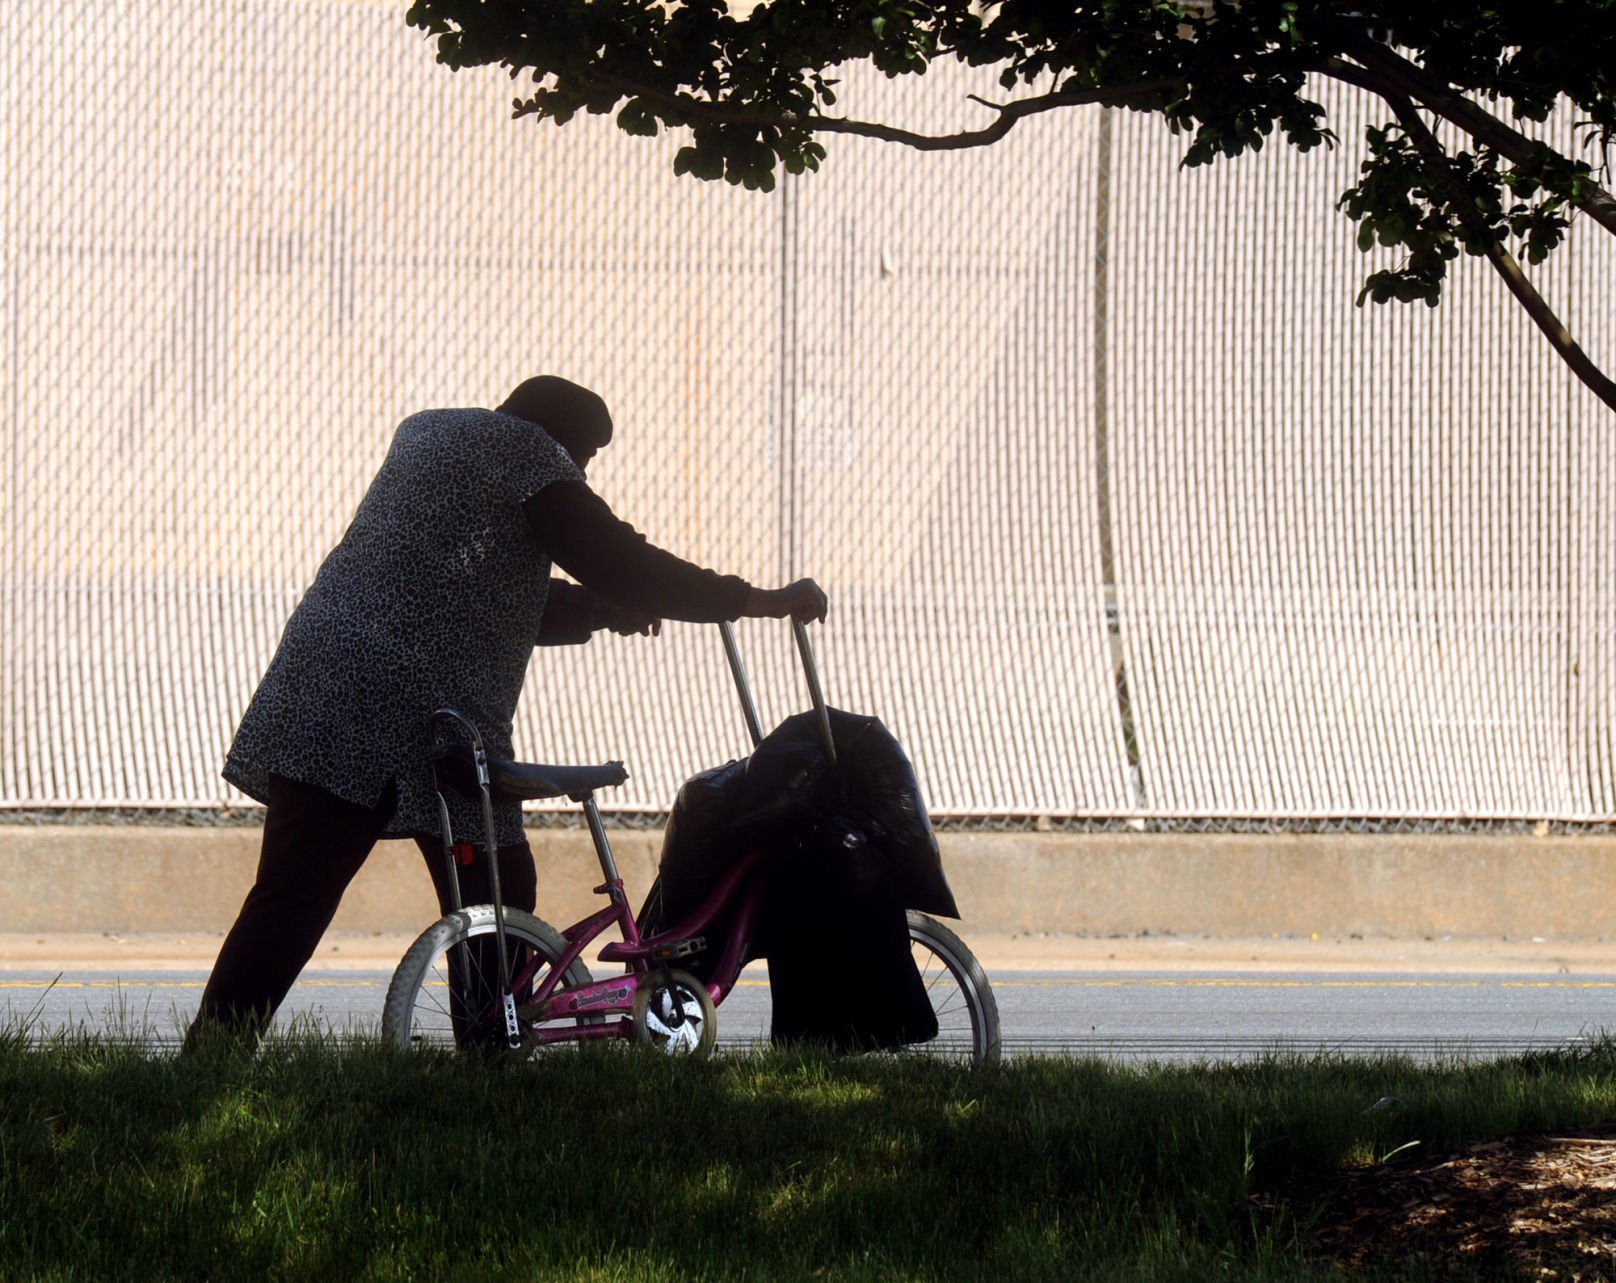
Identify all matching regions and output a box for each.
[3,2,1613,828]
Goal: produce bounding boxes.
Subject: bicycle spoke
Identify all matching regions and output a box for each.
[383,906,596,1054]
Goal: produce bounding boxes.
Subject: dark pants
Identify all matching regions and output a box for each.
[187,773,535,1044]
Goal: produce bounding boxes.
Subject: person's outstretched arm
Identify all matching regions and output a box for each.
[524,481,827,626]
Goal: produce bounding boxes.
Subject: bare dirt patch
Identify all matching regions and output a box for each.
[1264,1126,1616,1278]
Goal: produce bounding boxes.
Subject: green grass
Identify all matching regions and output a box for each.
[2,1032,1614,1282]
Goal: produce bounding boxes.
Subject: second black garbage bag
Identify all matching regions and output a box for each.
[638,707,958,1049]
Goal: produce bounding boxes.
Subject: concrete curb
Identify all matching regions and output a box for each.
[5,930,1615,976]
[4,826,1615,952]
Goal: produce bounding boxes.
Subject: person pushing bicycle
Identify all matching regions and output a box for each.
[185,375,827,1048]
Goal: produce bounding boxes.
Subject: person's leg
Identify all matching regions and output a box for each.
[187,774,394,1045]
[413,834,537,916]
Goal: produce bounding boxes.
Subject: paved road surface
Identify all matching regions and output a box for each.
[6,966,1614,1061]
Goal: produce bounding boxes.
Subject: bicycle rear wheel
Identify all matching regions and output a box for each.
[382,905,594,1052]
[907,911,1001,1066]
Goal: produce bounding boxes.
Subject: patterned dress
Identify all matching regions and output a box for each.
[224,408,581,844]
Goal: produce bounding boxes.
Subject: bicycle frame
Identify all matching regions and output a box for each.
[430,618,835,1051]
[505,844,774,1047]
[428,716,778,1047]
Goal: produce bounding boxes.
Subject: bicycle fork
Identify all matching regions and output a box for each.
[432,709,522,1049]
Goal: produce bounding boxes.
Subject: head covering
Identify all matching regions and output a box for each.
[496,376,613,457]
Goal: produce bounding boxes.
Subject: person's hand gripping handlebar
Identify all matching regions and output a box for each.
[746,577,827,624]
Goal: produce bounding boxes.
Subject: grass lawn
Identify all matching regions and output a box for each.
[3,1033,1614,1281]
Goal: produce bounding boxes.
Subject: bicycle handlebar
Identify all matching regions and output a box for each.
[792,619,838,769]
[717,618,837,767]
[719,620,765,749]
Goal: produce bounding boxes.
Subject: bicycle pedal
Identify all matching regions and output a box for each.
[650,936,707,961]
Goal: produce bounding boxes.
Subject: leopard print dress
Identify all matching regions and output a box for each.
[224,408,581,845]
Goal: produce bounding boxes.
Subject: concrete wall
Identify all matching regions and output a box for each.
[5,826,1613,941]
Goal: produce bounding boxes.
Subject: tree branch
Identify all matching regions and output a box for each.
[1382,90,1616,414]
[1313,52,1403,102]
[809,79,1182,149]
[593,73,1180,151]
[1323,28,1616,240]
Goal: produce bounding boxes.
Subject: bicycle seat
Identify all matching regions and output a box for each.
[431,744,628,803]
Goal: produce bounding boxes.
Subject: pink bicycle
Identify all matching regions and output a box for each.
[380,620,1000,1065]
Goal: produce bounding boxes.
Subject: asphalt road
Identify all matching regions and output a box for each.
[6,966,1615,1061]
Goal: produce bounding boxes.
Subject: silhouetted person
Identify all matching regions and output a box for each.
[186,375,826,1046]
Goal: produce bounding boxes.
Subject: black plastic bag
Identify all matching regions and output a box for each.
[634,759,747,976]
[638,707,957,1037]
[762,816,938,1050]
[735,708,958,919]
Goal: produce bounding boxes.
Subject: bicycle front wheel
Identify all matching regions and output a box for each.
[907,911,1001,1066]
[382,905,595,1052]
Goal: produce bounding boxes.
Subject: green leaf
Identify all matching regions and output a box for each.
[616,99,659,138]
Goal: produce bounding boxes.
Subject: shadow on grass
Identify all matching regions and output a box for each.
[2,1027,1613,1282]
